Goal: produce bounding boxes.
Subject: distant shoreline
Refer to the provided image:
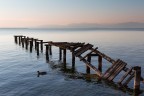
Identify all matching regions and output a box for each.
[0,27,144,31]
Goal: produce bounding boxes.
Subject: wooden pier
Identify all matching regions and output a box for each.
[14,35,144,94]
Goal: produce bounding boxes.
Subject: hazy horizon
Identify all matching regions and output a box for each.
[0,22,144,29]
[0,0,144,28]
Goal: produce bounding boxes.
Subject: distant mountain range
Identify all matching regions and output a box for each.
[38,22,144,29]
[0,22,144,30]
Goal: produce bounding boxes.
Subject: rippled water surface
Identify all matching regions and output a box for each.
[0,29,144,96]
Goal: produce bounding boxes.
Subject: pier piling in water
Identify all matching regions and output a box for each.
[49,45,52,55]
[18,36,21,45]
[25,38,28,50]
[14,36,18,43]
[45,45,49,61]
[21,37,25,48]
[87,55,91,74]
[36,42,39,56]
[30,40,33,52]
[59,48,62,61]
[63,49,66,69]
[134,66,141,92]
[98,55,102,72]
[34,39,38,49]
[14,35,144,94]
[40,40,43,51]
[72,49,75,70]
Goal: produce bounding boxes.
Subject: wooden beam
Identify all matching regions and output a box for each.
[102,59,121,79]
[118,67,132,84]
[91,49,115,64]
[34,39,38,49]
[123,73,134,87]
[87,55,91,74]
[49,45,52,55]
[63,49,66,69]
[30,40,33,53]
[133,66,141,92]
[14,36,18,43]
[98,55,102,72]
[40,40,43,51]
[45,45,49,61]
[78,55,102,77]
[75,44,93,56]
[80,47,98,61]
[108,62,127,81]
[72,49,75,70]
[36,42,39,56]
[59,48,62,61]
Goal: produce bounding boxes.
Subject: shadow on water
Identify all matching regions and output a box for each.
[45,60,143,96]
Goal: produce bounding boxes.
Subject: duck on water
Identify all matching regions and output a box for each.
[37,71,47,77]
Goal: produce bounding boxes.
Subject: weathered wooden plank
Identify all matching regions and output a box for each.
[104,60,123,79]
[63,49,66,69]
[70,43,85,51]
[49,45,52,55]
[59,43,71,49]
[102,59,121,79]
[123,73,134,86]
[91,49,115,64]
[133,66,141,92]
[118,67,132,84]
[78,55,102,77]
[108,62,127,81]
[37,40,43,41]
[46,45,49,61]
[98,55,102,72]
[123,67,144,82]
[75,44,93,56]
[72,50,75,70]
[68,43,82,46]
[80,47,98,61]
[86,55,91,74]
[59,48,62,61]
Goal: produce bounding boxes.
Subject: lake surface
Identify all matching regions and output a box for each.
[0,29,144,96]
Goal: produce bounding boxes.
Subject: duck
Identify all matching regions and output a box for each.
[37,71,47,77]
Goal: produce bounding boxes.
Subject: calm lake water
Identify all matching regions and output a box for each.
[0,29,144,96]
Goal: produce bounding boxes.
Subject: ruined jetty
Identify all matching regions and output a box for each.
[14,35,144,94]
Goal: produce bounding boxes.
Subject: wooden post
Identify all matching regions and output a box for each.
[63,49,66,69]
[49,45,52,55]
[133,66,141,92]
[20,36,23,42]
[45,45,49,61]
[26,37,29,45]
[98,55,102,72]
[36,42,39,56]
[21,37,24,48]
[25,38,28,50]
[59,48,62,61]
[30,40,33,53]
[31,38,33,47]
[14,36,18,43]
[72,49,75,70]
[34,39,37,49]
[40,40,43,51]
[87,55,91,74]
[19,36,21,45]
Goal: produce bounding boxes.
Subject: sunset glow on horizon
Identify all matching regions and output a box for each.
[0,0,144,28]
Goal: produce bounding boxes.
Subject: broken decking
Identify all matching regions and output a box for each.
[14,35,144,94]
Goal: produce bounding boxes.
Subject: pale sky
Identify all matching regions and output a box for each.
[0,0,144,28]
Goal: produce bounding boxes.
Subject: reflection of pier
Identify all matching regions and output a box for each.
[14,35,144,94]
